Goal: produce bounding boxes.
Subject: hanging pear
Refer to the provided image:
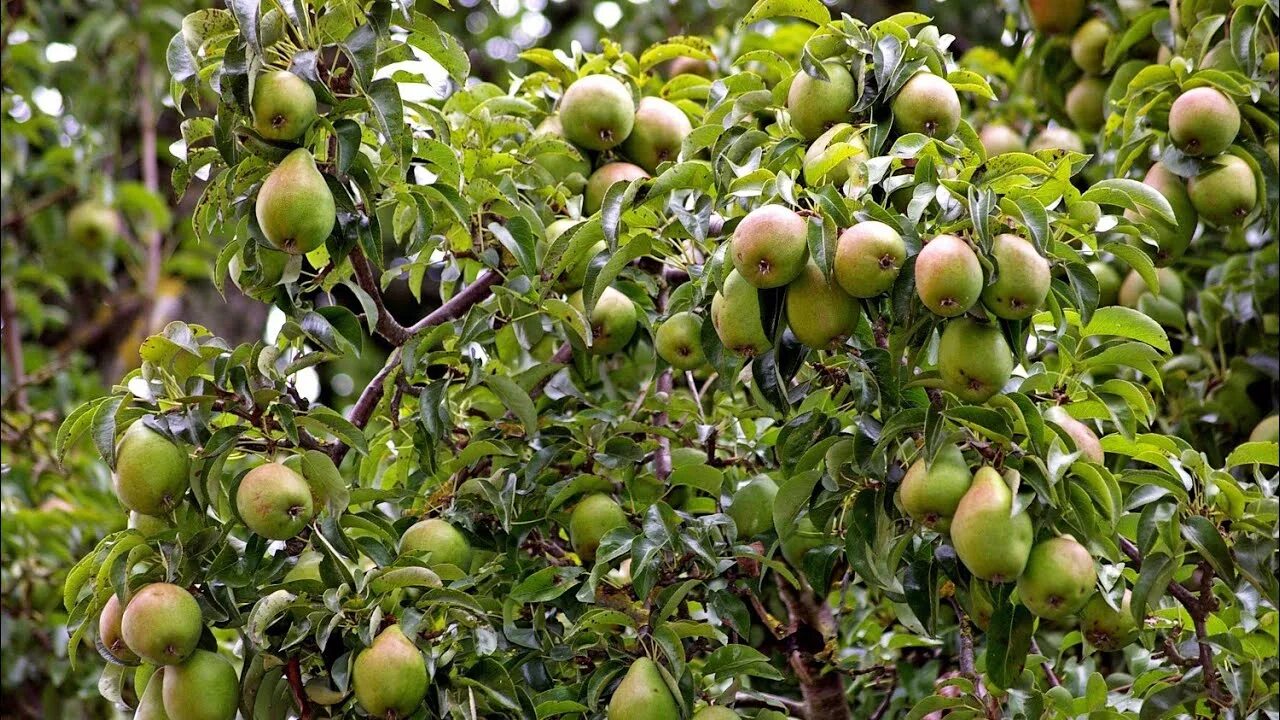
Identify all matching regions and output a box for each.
[950,467,1033,582]
[607,657,680,720]
[254,149,336,255]
[353,625,428,718]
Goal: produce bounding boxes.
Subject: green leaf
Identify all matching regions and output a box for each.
[701,644,786,681]
[246,590,296,648]
[509,566,583,603]
[1180,515,1234,583]
[1082,306,1171,353]
[985,598,1034,689]
[300,450,351,516]
[738,0,830,28]
[409,15,470,86]
[1081,179,1176,223]
[296,407,367,456]
[1226,441,1279,467]
[484,375,537,436]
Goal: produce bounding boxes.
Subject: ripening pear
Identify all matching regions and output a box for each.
[950,467,1033,582]
[533,116,591,193]
[915,234,982,317]
[893,73,961,139]
[1017,535,1097,619]
[731,204,809,289]
[1124,162,1198,265]
[121,583,202,666]
[99,593,137,663]
[1118,267,1185,309]
[1046,407,1104,463]
[114,422,190,516]
[1090,262,1122,306]
[668,56,714,78]
[937,318,1014,404]
[585,162,649,215]
[353,625,427,718]
[1065,76,1107,133]
[692,707,742,720]
[1028,0,1086,34]
[712,270,771,356]
[655,312,707,371]
[162,650,238,720]
[134,667,168,720]
[834,221,905,298]
[235,462,314,540]
[1250,414,1279,442]
[803,123,868,187]
[1168,87,1239,157]
[255,148,335,254]
[787,62,856,141]
[400,518,473,570]
[570,493,628,561]
[67,201,119,248]
[560,74,635,151]
[607,657,679,720]
[982,234,1050,320]
[1187,154,1257,226]
[1080,590,1139,650]
[786,260,861,349]
[979,123,1026,157]
[568,286,638,355]
[1029,126,1085,153]
[899,444,973,532]
[251,70,317,142]
[622,97,692,173]
[727,475,779,538]
[1070,18,1113,75]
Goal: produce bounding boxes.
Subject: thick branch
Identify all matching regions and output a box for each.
[775,574,849,720]
[529,342,573,401]
[284,656,313,720]
[350,247,410,345]
[1,284,26,408]
[653,284,672,482]
[404,270,502,336]
[135,33,163,299]
[0,186,76,230]
[331,349,400,465]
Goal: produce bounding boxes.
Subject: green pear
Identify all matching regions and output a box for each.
[1089,262,1122,306]
[570,493,628,561]
[1250,414,1279,442]
[915,234,982,317]
[1168,87,1239,157]
[655,312,707,371]
[135,667,169,720]
[693,707,741,720]
[67,201,119,248]
[893,72,961,138]
[786,260,861,348]
[568,286,638,355]
[1118,267,1185,308]
[235,462,314,540]
[834,220,905,298]
[787,62,856,141]
[163,650,238,720]
[400,518,473,570]
[560,74,635,151]
[1080,590,1140,650]
[780,516,824,567]
[1187,154,1257,226]
[353,625,427,718]
[622,97,692,173]
[950,467,1033,582]
[1124,162,1198,265]
[1017,535,1097,619]
[668,56,714,78]
[114,422,189,517]
[122,583,202,666]
[1028,0,1086,34]
[979,123,1026,157]
[283,550,324,584]
[727,476,779,538]
[252,70,317,142]
[803,123,868,186]
[585,162,649,215]
[731,204,809,289]
[1266,138,1279,167]
[937,318,1015,403]
[1070,18,1113,75]
[1065,76,1107,133]
[899,444,973,532]
[607,657,679,720]
[533,116,591,193]
[99,592,138,663]
[1029,126,1085,153]
[1046,407,1104,463]
[255,148,335,254]
[982,234,1050,320]
[712,269,771,356]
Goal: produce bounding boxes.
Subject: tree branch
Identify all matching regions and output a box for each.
[403,269,502,336]
[653,284,672,482]
[349,247,410,345]
[284,656,313,720]
[1,284,26,409]
[135,28,163,300]
[775,574,849,720]
[0,186,76,230]
[331,349,400,465]
[1029,639,1061,688]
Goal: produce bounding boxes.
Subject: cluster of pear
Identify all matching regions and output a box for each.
[898,443,1139,649]
[98,583,238,720]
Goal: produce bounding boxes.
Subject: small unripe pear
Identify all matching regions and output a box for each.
[1029,126,1085,153]
[560,75,635,151]
[692,707,741,720]
[121,583,202,666]
[607,657,679,720]
[780,516,824,567]
[622,97,692,173]
[162,650,238,720]
[1071,18,1113,75]
[1080,590,1139,650]
[1047,407,1104,463]
[353,625,427,718]
[786,260,861,349]
[1089,262,1122,306]
[900,444,973,532]
[99,593,137,663]
[727,475,779,538]
[1249,414,1279,443]
[1118,267,1185,309]
[937,318,1014,404]
[893,73,961,139]
[1187,154,1257,226]
[585,162,649,215]
[655,312,707,371]
[834,221,905,298]
[982,234,1050,320]
[251,70,317,142]
[731,204,809,289]
[1168,87,1239,157]
[400,518,473,570]
[979,123,1026,156]
[915,234,982,317]
[570,493,628,561]
[235,462,314,540]
[1065,76,1108,133]
[114,423,189,516]
[1017,535,1097,619]
[568,286,638,355]
[67,201,120,248]
[712,270,771,356]
[787,62,856,141]
[950,467,1033,582]
[1028,0,1086,34]
[255,148,336,254]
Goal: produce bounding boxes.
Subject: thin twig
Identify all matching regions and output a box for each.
[349,246,410,345]
[1029,639,1061,688]
[284,656,313,720]
[0,186,76,229]
[135,28,163,300]
[403,270,502,336]
[0,285,26,408]
[733,691,808,719]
